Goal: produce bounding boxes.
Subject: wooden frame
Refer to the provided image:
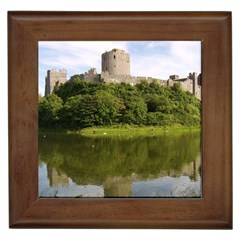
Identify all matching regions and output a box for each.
[8,12,232,229]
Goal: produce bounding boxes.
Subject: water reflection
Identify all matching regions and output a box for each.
[38,132,201,197]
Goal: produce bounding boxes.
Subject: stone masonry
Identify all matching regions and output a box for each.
[45,69,67,96]
[45,48,201,100]
[102,48,130,76]
[167,73,201,100]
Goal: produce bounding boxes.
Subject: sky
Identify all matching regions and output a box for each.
[38,41,201,95]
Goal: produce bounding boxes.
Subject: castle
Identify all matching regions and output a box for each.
[45,48,201,100]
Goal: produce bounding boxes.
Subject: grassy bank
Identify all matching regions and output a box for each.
[65,125,200,137]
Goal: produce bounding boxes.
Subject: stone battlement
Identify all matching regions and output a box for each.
[102,49,130,76]
[45,69,67,96]
[44,48,201,100]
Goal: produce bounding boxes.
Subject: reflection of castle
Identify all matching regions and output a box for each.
[47,166,69,188]
[184,154,201,181]
[104,176,133,197]
[102,157,201,197]
[45,157,200,197]
[45,48,201,100]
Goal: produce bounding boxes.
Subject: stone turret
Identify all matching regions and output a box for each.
[102,49,130,76]
[43,49,201,100]
[45,69,67,96]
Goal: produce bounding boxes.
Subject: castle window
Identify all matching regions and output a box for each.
[114,55,116,59]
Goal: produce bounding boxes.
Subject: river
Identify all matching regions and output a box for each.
[38,131,201,198]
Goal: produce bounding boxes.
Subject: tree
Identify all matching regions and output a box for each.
[122,95,147,125]
[136,80,151,94]
[39,80,201,129]
[111,82,139,100]
[147,112,175,126]
[94,91,125,126]
[62,94,97,129]
[168,84,201,126]
[145,94,172,114]
[54,77,107,101]
[39,94,63,128]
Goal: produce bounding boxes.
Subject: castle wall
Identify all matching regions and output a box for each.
[181,79,201,100]
[102,49,130,76]
[167,73,201,100]
[78,69,167,86]
[101,72,167,86]
[180,79,194,93]
[44,49,201,100]
[194,84,201,100]
[45,69,67,96]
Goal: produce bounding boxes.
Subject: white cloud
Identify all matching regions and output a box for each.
[38,41,201,95]
[39,41,129,95]
[39,41,128,73]
[131,41,201,79]
[169,41,201,72]
[146,41,169,49]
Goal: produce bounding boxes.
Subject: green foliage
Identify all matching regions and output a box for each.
[54,75,107,102]
[39,131,201,185]
[62,94,97,129]
[60,91,124,129]
[39,80,201,129]
[94,90,125,126]
[145,94,172,113]
[39,94,63,128]
[121,95,147,125]
[147,112,175,126]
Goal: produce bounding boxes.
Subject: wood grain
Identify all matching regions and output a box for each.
[8,11,232,229]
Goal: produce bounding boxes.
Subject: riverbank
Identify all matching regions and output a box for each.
[63,125,201,137]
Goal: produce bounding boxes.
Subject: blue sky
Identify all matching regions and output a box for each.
[38,41,201,95]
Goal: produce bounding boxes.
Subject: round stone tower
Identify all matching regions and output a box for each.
[101,49,130,76]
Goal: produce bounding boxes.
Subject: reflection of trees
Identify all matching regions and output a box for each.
[39,132,200,185]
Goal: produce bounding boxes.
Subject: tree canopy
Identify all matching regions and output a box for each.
[39,78,201,130]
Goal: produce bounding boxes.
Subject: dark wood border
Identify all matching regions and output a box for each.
[8,12,232,229]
